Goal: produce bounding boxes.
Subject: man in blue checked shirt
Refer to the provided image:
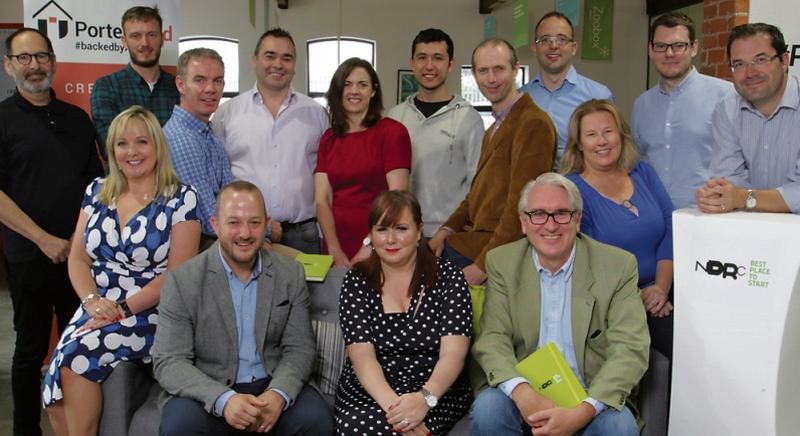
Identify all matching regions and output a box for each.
[164,47,234,247]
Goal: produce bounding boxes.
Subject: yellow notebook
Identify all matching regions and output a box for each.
[514,342,588,408]
[296,254,334,282]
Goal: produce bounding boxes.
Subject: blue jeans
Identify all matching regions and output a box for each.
[442,241,473,269]
[470,388,638,436]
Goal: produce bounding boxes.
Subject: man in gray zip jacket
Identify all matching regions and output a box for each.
[387,28,484,237]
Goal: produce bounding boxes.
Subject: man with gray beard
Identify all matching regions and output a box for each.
[1,27,102,436]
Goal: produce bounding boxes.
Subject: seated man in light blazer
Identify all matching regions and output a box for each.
[470,173,650,436]
[153,180,333,435]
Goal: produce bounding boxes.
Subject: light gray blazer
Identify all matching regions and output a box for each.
[152,243,315,413]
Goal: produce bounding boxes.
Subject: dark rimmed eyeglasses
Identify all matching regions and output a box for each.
[6,52,52,65]
[651,42,691,53]
[522,209,577,225]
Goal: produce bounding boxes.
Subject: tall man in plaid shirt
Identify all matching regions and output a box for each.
[164,48,234,247]
[90,6,179,148]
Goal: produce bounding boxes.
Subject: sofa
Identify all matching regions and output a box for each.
[98,266,669,436]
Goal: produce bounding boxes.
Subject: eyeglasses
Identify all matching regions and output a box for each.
[730,53,781,73]
[522,209,577,225]
[651,42,691,53]
[6,52,52,65]
[535,34,573,47]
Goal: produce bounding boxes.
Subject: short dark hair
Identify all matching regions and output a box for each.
[649,11,696,43]
[471,38,518,69]
[177,48,224,78]
[325,57,383,137]
[5,27,53,54]
[411,28,454,60]
[353,190,438,296]
[121,6,162,32]
[535,11,574,38]
[726,22,787,62]
[254,27,295,56]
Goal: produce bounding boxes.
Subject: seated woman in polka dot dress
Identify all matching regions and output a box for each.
[335,190,473,436]
[42,106,201,435]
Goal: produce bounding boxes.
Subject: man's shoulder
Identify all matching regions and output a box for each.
[94,65,131,87]
[169,248,216,285]
[573,69,613,98]
[486,237,530,265]
[512,94,554,126]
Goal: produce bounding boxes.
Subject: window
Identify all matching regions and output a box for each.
[461,65,529,129]
[178,36,239,105]
[307,37,376,107]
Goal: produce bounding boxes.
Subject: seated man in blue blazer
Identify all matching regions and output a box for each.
[470,173,650,436]
[153,180,332,434]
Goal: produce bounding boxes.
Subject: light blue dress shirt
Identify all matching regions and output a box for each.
[632,67,733,209]
[164,106,235,235]
[213,248,291,416]
[520,66,614,167]
[498,244,604,415]
[710,74,800,213]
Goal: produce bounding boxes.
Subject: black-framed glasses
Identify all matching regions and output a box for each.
[6,52,52,65]
[730,53,781,73]
[522,209,577,225]
[651,41,691,53]
[535,34,573,47]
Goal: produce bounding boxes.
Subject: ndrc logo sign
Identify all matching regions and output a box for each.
[695,259,746,280]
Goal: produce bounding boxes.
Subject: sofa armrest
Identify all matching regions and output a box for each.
[99,361,157,436]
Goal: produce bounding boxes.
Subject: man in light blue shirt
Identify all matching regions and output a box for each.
[520,11,614,167]
[696,23,800,214]
[470,173,649,436]
[632,12,732,209]
[154,181,332,435]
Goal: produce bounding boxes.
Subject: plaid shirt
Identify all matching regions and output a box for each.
[90,64,179,148]
[164,106,235,236]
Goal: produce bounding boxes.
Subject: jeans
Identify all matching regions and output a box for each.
[280,220,320,255]
[470,388,638,436]
[442,241,473,269]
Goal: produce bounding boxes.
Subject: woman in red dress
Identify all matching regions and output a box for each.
[315,58,411,266]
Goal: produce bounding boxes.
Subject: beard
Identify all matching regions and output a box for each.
[12,68,53,94]
[129,47,161,69]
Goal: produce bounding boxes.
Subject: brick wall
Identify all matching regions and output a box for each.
[701,0,749,80]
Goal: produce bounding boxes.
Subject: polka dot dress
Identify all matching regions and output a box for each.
[42,178,198,407]
[335,258,472,435]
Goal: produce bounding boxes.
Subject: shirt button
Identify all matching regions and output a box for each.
[665,122,671,127]
[764,145,768,149]
[665,145,671,149]
[665,167,669,172]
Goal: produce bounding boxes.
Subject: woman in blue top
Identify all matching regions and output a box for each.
[560,99,674,358]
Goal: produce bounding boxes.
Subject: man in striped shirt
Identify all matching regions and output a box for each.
[696,23,800,214]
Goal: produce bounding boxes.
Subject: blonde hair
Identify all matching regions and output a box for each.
[99,105,179,205]
[559,99,640,175]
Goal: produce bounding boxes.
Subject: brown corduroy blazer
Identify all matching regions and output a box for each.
[443,93,557,271]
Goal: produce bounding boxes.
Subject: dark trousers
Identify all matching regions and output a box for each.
[442,241,474,269]
[6,256,78,436]
[280,220,320,255]
[160,380,333,436]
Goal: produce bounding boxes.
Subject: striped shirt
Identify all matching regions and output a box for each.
[710,74,800,213]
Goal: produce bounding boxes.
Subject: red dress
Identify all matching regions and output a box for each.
[315,117,411,258]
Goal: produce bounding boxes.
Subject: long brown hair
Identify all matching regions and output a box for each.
[325,57,383,137]
[353,190,437,297]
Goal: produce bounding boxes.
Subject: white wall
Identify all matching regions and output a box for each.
[2,0,651,116]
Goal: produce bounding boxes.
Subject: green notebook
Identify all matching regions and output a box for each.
[296,254,334,282]
[514,341,588,408]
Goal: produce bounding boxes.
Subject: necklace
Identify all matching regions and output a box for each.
[622,199,639,216]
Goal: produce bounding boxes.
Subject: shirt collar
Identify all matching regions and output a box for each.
[217,244,262,282]
[532,243,577,277]
[125,63,163,85]
[492,91,523,121]
[532,65,578,89]
[171,105,213,132]
[659,66,697,95]
[737,73,799,115]
[13,89,59,112]
[250,83,296,107]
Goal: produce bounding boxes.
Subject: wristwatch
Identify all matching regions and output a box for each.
[420,387,438,408]
[745,189,757,210]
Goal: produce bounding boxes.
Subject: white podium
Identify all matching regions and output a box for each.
[670,209,800,435]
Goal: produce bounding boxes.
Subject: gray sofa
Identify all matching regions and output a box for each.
[98,267,669,436]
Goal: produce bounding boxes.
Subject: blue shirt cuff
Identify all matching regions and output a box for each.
[213,389,236,417]
[270,388,293,411]
[498,376,529,397]
[583,397,606,416]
